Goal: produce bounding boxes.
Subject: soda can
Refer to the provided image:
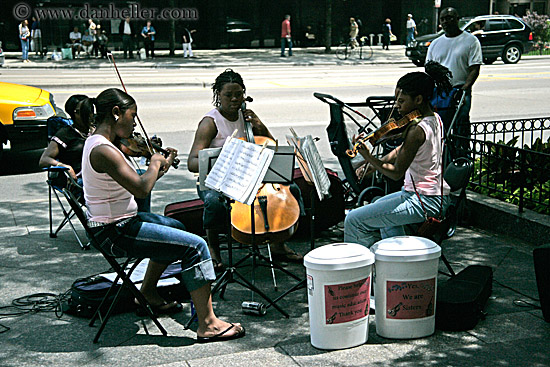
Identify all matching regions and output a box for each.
[241,301,267,316]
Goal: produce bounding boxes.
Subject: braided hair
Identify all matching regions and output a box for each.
[211,69,246,107]
[396,61,453,102]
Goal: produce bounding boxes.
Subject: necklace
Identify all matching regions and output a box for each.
[72,126,89,139]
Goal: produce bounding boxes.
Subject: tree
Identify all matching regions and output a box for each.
[324,0,332,53]
[523,10,550,55]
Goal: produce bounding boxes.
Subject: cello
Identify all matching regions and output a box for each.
[230,97,300,245]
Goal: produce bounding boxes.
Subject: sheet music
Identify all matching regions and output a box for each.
[205,137,274,205]
[287,130,331,201]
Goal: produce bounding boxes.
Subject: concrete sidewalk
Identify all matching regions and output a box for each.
[1,46,414,69]
[0,161,548,366]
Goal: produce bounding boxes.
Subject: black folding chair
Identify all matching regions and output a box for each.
[415,157,473,276]
[62,188,167,343]
[45,166,89,250]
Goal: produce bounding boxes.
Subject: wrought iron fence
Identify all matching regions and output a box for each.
[451,117,550,214]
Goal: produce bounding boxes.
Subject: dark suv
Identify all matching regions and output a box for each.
[406,15,533,66]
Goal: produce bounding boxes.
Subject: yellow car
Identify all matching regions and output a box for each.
[0,81,57,160]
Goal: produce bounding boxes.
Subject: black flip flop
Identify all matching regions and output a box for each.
[196,323,246,343]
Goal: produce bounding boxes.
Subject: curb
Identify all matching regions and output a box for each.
[466,190,550,246]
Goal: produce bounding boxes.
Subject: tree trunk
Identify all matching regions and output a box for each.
[324,0,332,53]
[168,0,176,56]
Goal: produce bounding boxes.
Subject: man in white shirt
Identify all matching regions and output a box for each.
[406,14,417,44]
[426,7,482,157]
[69,27,82,58]
[119,17,134,59]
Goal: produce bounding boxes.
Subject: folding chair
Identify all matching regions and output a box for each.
[62,188,167,343]
[415,157,473,276]
[45,166,89,250]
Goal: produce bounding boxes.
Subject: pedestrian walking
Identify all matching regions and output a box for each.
[382,18,394,50]
[19,20,31,63]
[349,17,359,48]
[281,15,292,57]
[406,14,417,45]
[182,27,195,58]
[141,20,156,58]
[31,16,42,57]
[88,19,98,57]
[426,7,482,158]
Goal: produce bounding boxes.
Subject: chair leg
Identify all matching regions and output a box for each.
[441,252,456,277]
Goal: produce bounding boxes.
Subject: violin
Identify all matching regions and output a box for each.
[118,132,180,169]
[230,97,300,245]
[346,110,422,158]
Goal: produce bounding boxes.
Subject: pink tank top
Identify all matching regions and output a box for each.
[403,114,450,196]
[204,108,246,148]
[82,135,138,223]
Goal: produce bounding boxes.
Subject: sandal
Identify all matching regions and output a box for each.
[197,323,246,343]
[271,249,303,264]
[212,259,226,275]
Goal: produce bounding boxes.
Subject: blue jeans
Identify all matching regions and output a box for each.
[21,39,29,60]
[90,212,215,292]
[406,29,415,44]
[344,188,450,248]
[281,37,292,56]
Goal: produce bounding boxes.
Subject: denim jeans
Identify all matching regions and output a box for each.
[21,39,29,60]
[406,29,415,44]
[281,37,292,56]
[453,89,472,159]
[90,212,215,292]
[344,188,450,248]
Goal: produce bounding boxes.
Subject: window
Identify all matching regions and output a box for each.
[507,19,524,30]
[488,19,509,31]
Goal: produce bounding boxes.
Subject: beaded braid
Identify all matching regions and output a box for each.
[211,69,246,107]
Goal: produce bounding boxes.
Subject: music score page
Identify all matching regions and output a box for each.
[205,137,274,205]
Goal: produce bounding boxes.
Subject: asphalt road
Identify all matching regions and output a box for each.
[1,60,549,203]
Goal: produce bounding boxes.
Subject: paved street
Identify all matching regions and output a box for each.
[1,48,549,366]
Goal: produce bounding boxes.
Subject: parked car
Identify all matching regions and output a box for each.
[0,82,58,160]
[405,15,534,66]
[225,18,253,48]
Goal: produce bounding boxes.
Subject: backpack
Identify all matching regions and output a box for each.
[47,115,72,139]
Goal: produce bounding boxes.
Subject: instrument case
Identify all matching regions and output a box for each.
[164,198,205,236]
[293,167,345,237]
[436,265,493,331]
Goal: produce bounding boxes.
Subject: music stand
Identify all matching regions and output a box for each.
[185,145,301,326]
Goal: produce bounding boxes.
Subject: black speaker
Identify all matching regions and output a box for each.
[533,244,550,322]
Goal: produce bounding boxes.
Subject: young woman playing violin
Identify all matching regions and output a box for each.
[344,62,452,248]
[83,88,244,342]
[188,69,304,272]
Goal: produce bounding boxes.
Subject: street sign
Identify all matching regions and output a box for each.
[435,0,441,8]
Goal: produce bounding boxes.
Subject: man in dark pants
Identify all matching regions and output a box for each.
[119,17,135,59]
[426,7,482,158]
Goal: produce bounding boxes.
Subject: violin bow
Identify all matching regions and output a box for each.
[107,52,155,155]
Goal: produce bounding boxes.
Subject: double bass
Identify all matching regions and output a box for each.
[230,97,300,245]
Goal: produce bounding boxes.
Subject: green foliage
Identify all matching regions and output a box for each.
[470,134,550,215]
[523,10,550,55]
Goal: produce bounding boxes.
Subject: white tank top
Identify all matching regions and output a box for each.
[82,135,138,223]
[403,114,450,196]
[204,108,246,148]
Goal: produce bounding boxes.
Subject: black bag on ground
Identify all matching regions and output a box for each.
[64,262,190,319]
[293,167,345,237]
[436,265,493,331]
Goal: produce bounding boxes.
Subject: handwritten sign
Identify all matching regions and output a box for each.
[385,278,436,320]
[324,277,370,325]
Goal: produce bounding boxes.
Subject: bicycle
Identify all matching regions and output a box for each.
[336,36,373,61]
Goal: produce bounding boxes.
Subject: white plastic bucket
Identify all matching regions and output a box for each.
[304,243,375,349]
[372,236,441,339]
